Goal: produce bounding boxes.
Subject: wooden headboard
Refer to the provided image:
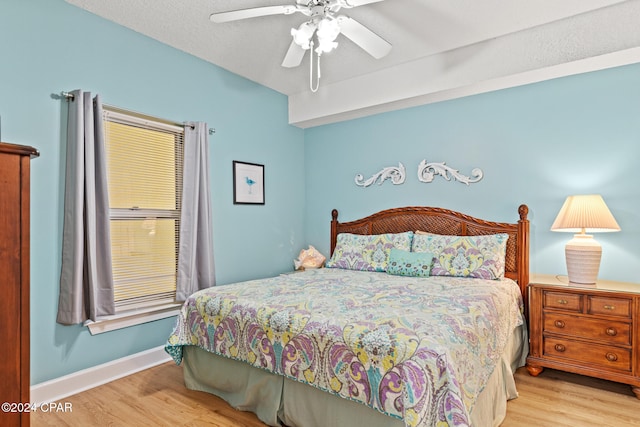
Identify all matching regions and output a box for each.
[330,205,530,309]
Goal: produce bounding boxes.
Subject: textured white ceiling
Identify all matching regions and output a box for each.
[65,0,639,127]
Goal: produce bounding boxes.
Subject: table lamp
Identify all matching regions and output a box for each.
[551,194,620,284]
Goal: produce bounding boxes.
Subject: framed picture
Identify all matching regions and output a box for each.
[233,161,265,205]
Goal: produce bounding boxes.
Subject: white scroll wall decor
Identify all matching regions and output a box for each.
[417,159,483,185]
[355,160,483,187]
[355,162,406,187]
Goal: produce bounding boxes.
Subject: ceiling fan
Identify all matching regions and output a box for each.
[210,0,391,91]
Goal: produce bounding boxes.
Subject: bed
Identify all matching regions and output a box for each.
[166,205,530,427]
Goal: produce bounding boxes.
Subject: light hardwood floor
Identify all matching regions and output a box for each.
[31,363,640,426]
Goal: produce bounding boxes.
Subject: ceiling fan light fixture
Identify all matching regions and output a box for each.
[317,16,340,40]
[291,21,316,49]
[315,16,340,54]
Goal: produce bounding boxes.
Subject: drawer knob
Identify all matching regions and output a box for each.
[603,304,615,310]
[557,299,568,305]
[606,352,618,362]
[554,320,566,328]
[605,327,617,336]
[554,344,566,352]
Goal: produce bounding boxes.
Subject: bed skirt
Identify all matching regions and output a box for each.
[181,323,527,427]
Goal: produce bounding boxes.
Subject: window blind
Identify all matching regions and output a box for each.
[103,109,184,311]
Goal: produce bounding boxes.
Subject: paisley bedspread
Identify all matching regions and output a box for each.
[165,268,525,427]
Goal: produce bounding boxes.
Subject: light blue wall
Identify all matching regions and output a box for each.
[2,0,305,384]
[304,63,640,284]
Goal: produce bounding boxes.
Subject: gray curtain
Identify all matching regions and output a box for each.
[176,122,216,300]
[57,90,116,325]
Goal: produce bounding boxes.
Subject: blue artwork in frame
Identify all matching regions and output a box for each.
[233,161,265,205]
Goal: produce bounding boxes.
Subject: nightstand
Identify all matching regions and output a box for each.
[526,274,640,399]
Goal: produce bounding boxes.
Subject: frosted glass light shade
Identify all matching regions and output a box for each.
[291,22,316,50]
[551,195,620,285]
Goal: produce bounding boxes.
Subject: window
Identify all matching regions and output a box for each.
[58,90,213,334]
[103,107,184,313]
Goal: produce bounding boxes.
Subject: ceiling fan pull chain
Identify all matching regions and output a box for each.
[310,41,321,92]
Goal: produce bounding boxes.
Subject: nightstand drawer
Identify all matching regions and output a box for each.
[588,296,631,318]
[543,336,632,372]
[543,291,582,312]
[543,313,631,345]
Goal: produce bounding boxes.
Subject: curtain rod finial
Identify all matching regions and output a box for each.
[61,91,75,101]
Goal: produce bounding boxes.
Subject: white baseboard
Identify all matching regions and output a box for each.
[30,345,172,404]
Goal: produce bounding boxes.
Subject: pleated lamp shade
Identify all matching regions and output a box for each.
[551,195,620,284]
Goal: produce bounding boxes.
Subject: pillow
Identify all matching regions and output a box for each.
[411,233,509,279]
[326,232,414,272]
[387,248,433,277]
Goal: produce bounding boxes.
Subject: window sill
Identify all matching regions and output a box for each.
[85,303,182,335]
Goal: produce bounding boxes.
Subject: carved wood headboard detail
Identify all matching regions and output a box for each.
[330,205,530,312]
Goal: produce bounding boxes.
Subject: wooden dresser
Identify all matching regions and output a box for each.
[0,142,38,427]
[526,274,640,399]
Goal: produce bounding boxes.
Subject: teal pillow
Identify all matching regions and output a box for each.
[387,248,433,277]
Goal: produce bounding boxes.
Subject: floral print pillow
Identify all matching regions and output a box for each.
[411,233,509,279]
[326,232,414,272]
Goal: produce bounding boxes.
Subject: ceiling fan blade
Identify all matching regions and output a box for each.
[337,16,391,59]
[282,40,307,68]
[210,5,300,23]
[341,0,384,7]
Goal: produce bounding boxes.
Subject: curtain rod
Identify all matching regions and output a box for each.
[60,91,216,135]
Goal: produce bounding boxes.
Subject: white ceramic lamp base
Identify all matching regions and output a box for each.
[565,234,602,285]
